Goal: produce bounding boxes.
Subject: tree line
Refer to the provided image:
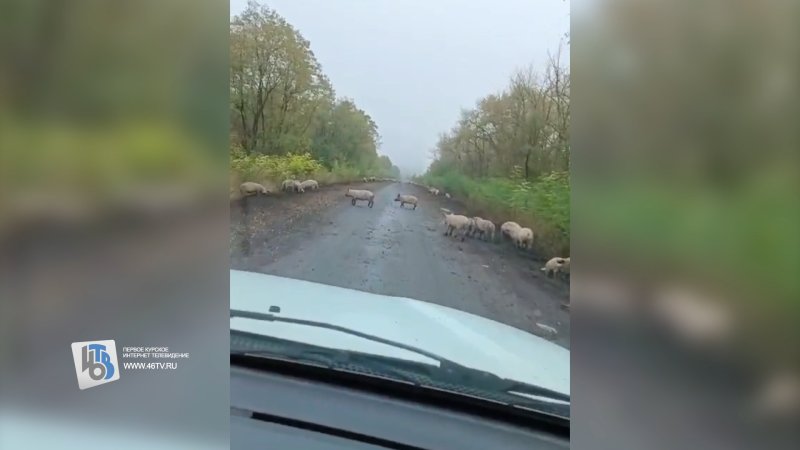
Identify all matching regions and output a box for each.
[230,1,399,179]
[418,49,570,255]
[426,48,569,180]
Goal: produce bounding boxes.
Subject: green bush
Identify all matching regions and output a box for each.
[231,146,323,182]
[230,146,394,195]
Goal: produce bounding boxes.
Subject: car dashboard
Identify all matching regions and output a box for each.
[231,363,569,450]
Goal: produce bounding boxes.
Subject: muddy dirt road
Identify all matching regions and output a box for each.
[231,182,570,348]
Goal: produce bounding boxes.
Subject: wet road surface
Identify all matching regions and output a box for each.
[231,182,570,348]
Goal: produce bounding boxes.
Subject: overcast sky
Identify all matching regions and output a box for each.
[230,0,570,176]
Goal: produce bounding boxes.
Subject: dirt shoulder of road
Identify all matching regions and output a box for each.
[230,181,390,269]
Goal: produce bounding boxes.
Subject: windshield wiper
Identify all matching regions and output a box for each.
[230,309,571,406]
[232,308,449,363]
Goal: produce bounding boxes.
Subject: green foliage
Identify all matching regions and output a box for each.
[230,144,396,195]
[526,171,570,235]
[230,145,323,181]
[230,1,330,154]
[430,56,569,180]
[321,162,362,184]
[230,3,398,179]
[310,99,382,171]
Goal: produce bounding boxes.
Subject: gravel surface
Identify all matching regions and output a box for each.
[231,182,570,348]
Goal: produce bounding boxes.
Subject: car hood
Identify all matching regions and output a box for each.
[230,270,569,396]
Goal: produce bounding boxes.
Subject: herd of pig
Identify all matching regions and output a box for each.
[239,179,570,280]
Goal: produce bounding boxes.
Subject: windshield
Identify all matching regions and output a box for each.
[229,0,570,420]
[230,316,570,419]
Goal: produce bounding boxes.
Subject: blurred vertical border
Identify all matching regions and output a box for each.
[0,0,229,448]
[572,0,799,448]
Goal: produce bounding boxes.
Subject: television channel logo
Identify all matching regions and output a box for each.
[71,340,120,390]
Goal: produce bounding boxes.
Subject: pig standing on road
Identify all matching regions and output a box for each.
[299,179,319,191]
[239,182,268,197]
[345,188,375,208]
[394,194,418,210]
[441,209,470,241]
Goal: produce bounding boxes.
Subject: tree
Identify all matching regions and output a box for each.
[425,55,570,180]
[230,2,397,176]
[230,1,332,154]
[310,99,381,169]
